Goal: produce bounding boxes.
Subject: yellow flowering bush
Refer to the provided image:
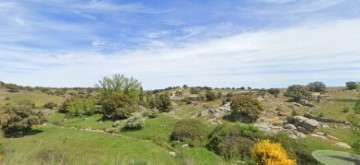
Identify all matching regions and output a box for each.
[252,139,296,165]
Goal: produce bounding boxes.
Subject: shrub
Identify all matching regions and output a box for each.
[44,102,58,109]
[149,93,171,112]
[268,88,281,97]
[269,133,318,165]
[205,91,216,101]
[125,116,144,129]
[231,95,264,123]
[284,85,311,102]
[0,105,45,135]
[252,139,296,165]
[207,123,261,159]
[148,108,159,118]
[102,93,133,119]
[59,97,96,117]
[354,101,360,114]
[171,119,207,145]
[307,81,326,93]
[346,81,358,90]
[343,107,350,113]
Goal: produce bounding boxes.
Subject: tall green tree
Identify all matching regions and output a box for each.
[284,85,311,101]
[96,74,142,104]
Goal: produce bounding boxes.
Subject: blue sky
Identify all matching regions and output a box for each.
[1,0,360,89]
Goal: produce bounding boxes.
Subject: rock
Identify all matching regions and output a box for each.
[311,134,326,140]
[113,120,121,127]
[284,124,297,130]
[200,110,209,117]
[334,142,351,149]
[300,119,320,132]
[328,135,339,140]
[293,102,302,107]
[293,130,306,139]
[169,152,176,157]
[293,116,308,126]
[299,99,313,107]
[297,126,310,134]
[321,123,329,129]
[182,144,189,148]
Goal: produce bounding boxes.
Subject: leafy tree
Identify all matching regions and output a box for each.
[268,88,281,97]
[96,74,142,104]
[102,93,133,119]
[252,139,296,165]
[59,97,96,117]
[231,95,264,122]
[0,104,45,135]
[149,93,171,112]
[346,81,358,90]
[307,81,326,93]
[205,91,216,101]
[284,85,311,101]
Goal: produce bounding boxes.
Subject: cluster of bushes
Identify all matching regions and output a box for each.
[148,93,172,112]
[169,119,316,164]
[0,103,46,136]
[59,97,97,118]
[230,95,264,123]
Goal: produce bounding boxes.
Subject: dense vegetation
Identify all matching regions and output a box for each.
[1,79,360,164]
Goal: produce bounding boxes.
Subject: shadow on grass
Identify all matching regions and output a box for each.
[99,116,117,122]
[222,114,255,123]
[120,127,144,132]
[6,129,44,138]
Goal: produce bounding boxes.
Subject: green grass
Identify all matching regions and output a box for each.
[173,105,204,118]
[179,147,224,164]
[121,114,179,140]
[0,89,65,107]
[1,126,177,165]
[312,150,360,165]
[304,136,352,153]
[47,113,114,130]
[312,101,359,122]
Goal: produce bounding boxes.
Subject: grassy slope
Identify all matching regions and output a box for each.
[1,126,176,165]
[312,150,360,165]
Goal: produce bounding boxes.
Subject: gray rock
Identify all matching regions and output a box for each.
[311,134,326,140]
[169,152,176,157]
[297,126,310,134]
[299,99,313,107]
[293,130,306,139]
[284,124,297,130]
[293,116,308,126]
[200,110,209,117]
[300,119,319,132]
[334,142,351,149]
[182,144,189,148]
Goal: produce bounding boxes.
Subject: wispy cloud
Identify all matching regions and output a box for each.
[2,19,360,88]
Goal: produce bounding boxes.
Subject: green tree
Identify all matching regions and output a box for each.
[96,74,142,104]
[149,93,171,112]
[346,81,358,90]
[102,93,133,119]
[171,119,207,146]
[307,81,326,93]
[205,91,216,101]
[268,88,281,97]
[284,85,311,101]
[231,95,264,122]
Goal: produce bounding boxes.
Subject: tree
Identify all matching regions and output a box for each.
[307,81,326,93]
[102,93,133,119]
[96,74,142,104]
[284,85,311,101]
[171,119,207,145]
[205,91,216,101]
[231,95,264,122]
[149,93,171,112]
[346,81,358,90]
[0,104,45,136]
[252,140,296,165]
[268,88,281,97]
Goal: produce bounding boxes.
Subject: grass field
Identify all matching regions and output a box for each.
[312,101,359,122]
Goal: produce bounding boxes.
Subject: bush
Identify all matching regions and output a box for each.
[125,116,144,129]
[59,97,96,117]
[354,101,360,114]
[44,102,58,109]
[307,81,326,93]
[205,91,216,101]
[171,119,207,145]
[207,123,261,159]
[149,93,171,112]
[346,81,358,90]
[343,107,350,113]
[15,99,35,108]
[102,93,133,119]
[252,139,296,165]
[268,133,318,165]
[268,88,281,97]
[284,85,311,102]
[231,95,264,123]
[0,105,45,135]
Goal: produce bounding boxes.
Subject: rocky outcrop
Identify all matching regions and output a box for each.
[292,116,320,133]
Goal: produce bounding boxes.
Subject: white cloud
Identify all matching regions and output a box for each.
[2,19,360,89]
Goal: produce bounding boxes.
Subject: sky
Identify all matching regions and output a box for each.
[1,0,360,89]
